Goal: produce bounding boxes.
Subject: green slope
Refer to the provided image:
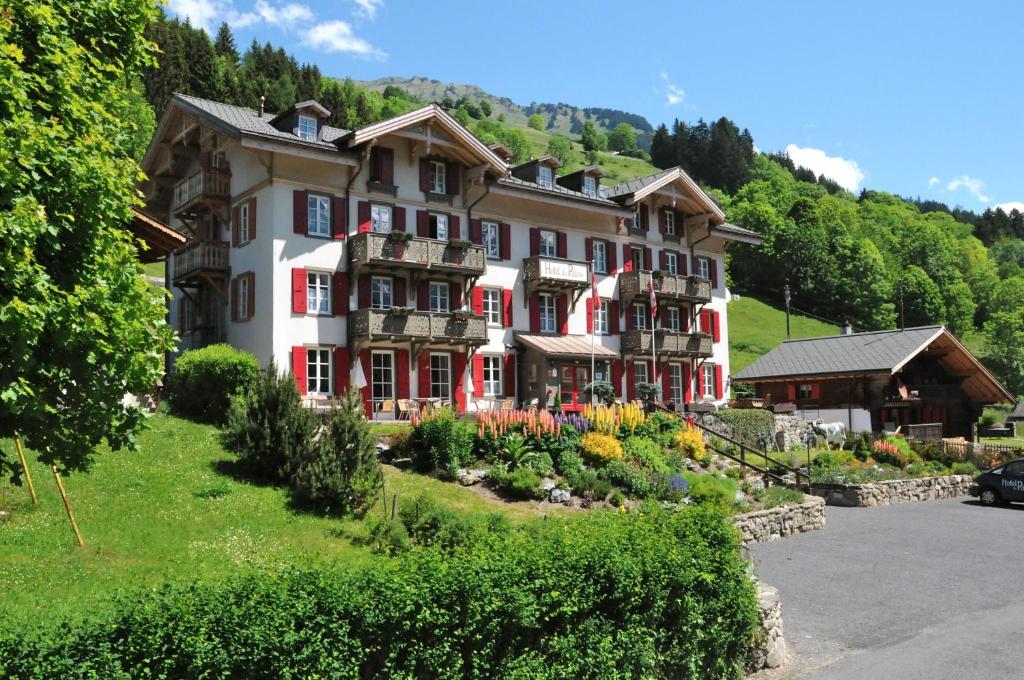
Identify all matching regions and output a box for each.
[728,295,839,375]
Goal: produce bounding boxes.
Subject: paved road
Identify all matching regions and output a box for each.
[749,498,1024,679]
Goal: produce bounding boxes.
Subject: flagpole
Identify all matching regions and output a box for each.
[649,280,658,401]
[591,271,597,405]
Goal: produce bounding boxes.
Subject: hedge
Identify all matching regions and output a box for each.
[165,344,260,424]
[0,506,759,679]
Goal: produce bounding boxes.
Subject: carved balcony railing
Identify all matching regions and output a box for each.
[349,308,487,345]
[349,232,486,276]
[618,270,711,305]
[172,239,229,284]
[172,169,230,215]
[620,329,713,358]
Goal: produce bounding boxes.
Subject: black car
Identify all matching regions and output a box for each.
[970,459,1024,506]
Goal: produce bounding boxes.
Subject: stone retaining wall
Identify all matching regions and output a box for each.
[810,474,973,507]
[746,582,786,672]
[732,496,826,545]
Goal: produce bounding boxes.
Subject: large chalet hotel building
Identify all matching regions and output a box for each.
[141,95,760,416]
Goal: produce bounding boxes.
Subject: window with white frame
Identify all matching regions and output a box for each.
[632,303,648,331]
[429,160,446,193]
[539,230,557,257]
[594,300,608,335]
[430,353,451,399]
[666,306,681,331]
[798,383,814,401]
[703,363,716,399]
[698,256,711,280]
[239,202,250,243]
[429,281,449,312]
[483,221,500,259]
[631,247,645,271]
[665,252,678,275]
[307,194,330,236]
[297,115,317,141]
[634,361,649,385]
[538,165,554,189]
[669,363,683,404]
[593,240,607,273]
[181,297,192,332]
[663,210,675,235]
[238,275,250,321]
[482,288,501,325]
[539,294,556,332]
[429,213,448,241]
[306,271,331,314]
[371,276,392,310]
[482,355,502,396]
[372,351,394,403]
[306,348,331,396]
[583,175,597,197]
[371,204,392,234]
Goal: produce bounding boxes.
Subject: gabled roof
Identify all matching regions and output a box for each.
[713,222,762,244]
[495,175,622,208]
[558,165,606,180]
[511,155,561,171]
[130,209,185,262]
[605,166,726,221]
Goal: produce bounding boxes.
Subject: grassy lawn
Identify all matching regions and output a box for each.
[728,295,839,374]
[0,413,553,628]
[142,259,166,280]
[979,437,1024,449]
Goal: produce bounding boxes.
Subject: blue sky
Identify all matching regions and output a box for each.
[168,0,1024,212]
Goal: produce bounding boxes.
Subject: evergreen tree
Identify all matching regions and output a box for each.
[650,123,674,169]
[213,22,238,63]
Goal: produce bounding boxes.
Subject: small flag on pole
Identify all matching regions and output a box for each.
[592,272,599,305]
[648,280,658,320]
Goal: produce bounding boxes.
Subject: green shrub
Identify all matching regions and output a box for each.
[365,515,410,555]
[490,465,544,500]
[223,360,319,482]
[623,436,668,472]
[498,433,538,470]
[583,379,616,405]
[166,344,260,424]
[289,388,382,517]
[952,461,979,476]
[580,431,624,465]
[684,473,738,510]
[398,494,482,549]
[603,460,656,498]
[0,507,759,679]
[609,490,626,506]
[554,448,583,476]
[812,450,854,469]
[568,468,612,501]
[410,408,475,474]
[762,486,804,509]
[910,440,959,468]
[715,409,775,450]
[872,436,920,468]
[652,473,691,502]
[383,428,412,462]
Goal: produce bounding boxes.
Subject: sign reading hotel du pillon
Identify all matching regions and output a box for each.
[539,257,588,283]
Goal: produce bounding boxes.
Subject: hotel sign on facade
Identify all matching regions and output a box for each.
[538,257,589,283]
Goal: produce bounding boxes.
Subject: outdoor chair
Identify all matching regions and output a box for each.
[376,399,395,419]
[501,399,515,411]
[397,399,416,420]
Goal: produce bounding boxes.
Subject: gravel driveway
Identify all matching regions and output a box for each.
[749,497,1024,679]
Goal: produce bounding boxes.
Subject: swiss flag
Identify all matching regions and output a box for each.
[648,280,658,323]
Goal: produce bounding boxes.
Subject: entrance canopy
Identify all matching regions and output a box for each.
[515,333,619,361]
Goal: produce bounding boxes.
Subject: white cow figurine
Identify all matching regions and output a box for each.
[811,420,847,450]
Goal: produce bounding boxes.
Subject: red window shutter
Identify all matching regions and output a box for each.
[585,237,593,261]
[627,362,637,401]
[608,300,620,335]
[644,247,652,271]
[332,196,346,239]
[710,258,719,289]
[332,272,348,315]
[500,223,511,259]
[699,309,710,334]
[396,350,410,400]
[607,242,617,273]
[529,293,540,332]
[417,210,429,237]
[697,364,705,397]
[640,204,649,231]
[357,201,371,233]
[394,277,407,307]
[469,219,482,245]
[292,346,307,394]
[622,244,633,273]
[358,274,371,309]
[472,354,484,396]
[369,147,381,182]
[714,365,724,400]
[382,148,394,185]
[682,311,690,332]
[472,287,484,315]
[449,215,460,240]
[419,158,430,192]
[787,384,797,401]
[586,297,594,333]
[683,363,693,403]
[450,282,463,310]
[712,311,721,343]
[811,383,821,400]
[247,272,255,319]
[359,351,372,417]
[231,205,240,246]
[612,360,623,398]
[418,353,431,399]
[504,355,516,397]
[502,289,513,327]
[446,162,461,196]
[248,197,257,240]
[680,253,688,276]
[557,294,568,334]
[529,227,540,256]
[662,366,672,403]
[292,268,307,313]
[626,305,635,331]
[556,232,567,259]
[293,190,308,235]
[333,348,350,396]
[659,208,667,234]
[417,280,429,311]
[230,278,238,322]
[394,206,406,232]
[659,250,668,271]
[453,352,467,412]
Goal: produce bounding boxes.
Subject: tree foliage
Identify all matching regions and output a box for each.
[607,122,637,152]
[0,0,175,476]
[527,113,545,131]
[546,135,575,167]
[580,121,608,152]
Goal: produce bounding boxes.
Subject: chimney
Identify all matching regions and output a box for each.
[841,321,853,336]
[258,95,265,118]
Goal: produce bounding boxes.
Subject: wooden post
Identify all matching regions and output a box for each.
[51,466,84,547]
[13,435,37,505]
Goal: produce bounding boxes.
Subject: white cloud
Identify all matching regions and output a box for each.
[304,20,386,58]
[928,176,941,188]
[253,0,314,27]
[658,71,685,106]
[353,0,384,20]
[946,175,989,203]
[784,144,866,192]
[167,0,225,31]
[995,201,1024,214]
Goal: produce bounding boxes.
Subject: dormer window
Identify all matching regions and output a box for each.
[538,166,554,189]
[429,161,446,194]
[297,115,317,141]
[583,175,597,197]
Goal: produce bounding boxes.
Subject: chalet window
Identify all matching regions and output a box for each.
[666,307,681,331]
[482,355,502,396]
[238,275,250,321]
[593,241,607,273]
[371,204,392,234]
[430,353,451,399]
[430,213,448,241]
[297,115,317,141]
[632,246,645,272]
[538,166,554,189]
[306,348,331,396]
[798,383,815,401]
[634,361,649,385]
[669,364,683,404]
[539,294,556,332]
[372,351,394,402]
[665,252,678,275]
[306,271,331,315]
[429,160,446,194]
[181,297,192,333]
[429,281,449,312]
[539,230,557,257]
[633,303,648,331]
[697,256,711,280]
[307,194,330,237]
[239,202,250,243]
[663,210,675,235]
[703,363,716,399]
[482,288,501,325]
[583,175,597,197]
[371,276,393,309]
[483,221,500,259]
[594,300,609,335]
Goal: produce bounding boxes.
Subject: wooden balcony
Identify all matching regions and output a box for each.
[172,240,229,285]
[172,169,230,216]
[348,232,486,276]
[522,255,591,304]
[349,308,487,346]
[620,329,713,358]
[618,270,711,304]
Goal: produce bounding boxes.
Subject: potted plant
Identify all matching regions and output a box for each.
[636,382,660,411]
[385,230,413,258]
[583,380,615,406]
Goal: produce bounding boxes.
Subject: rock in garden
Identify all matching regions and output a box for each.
[540,478,557,491]
[549,488,571,504]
